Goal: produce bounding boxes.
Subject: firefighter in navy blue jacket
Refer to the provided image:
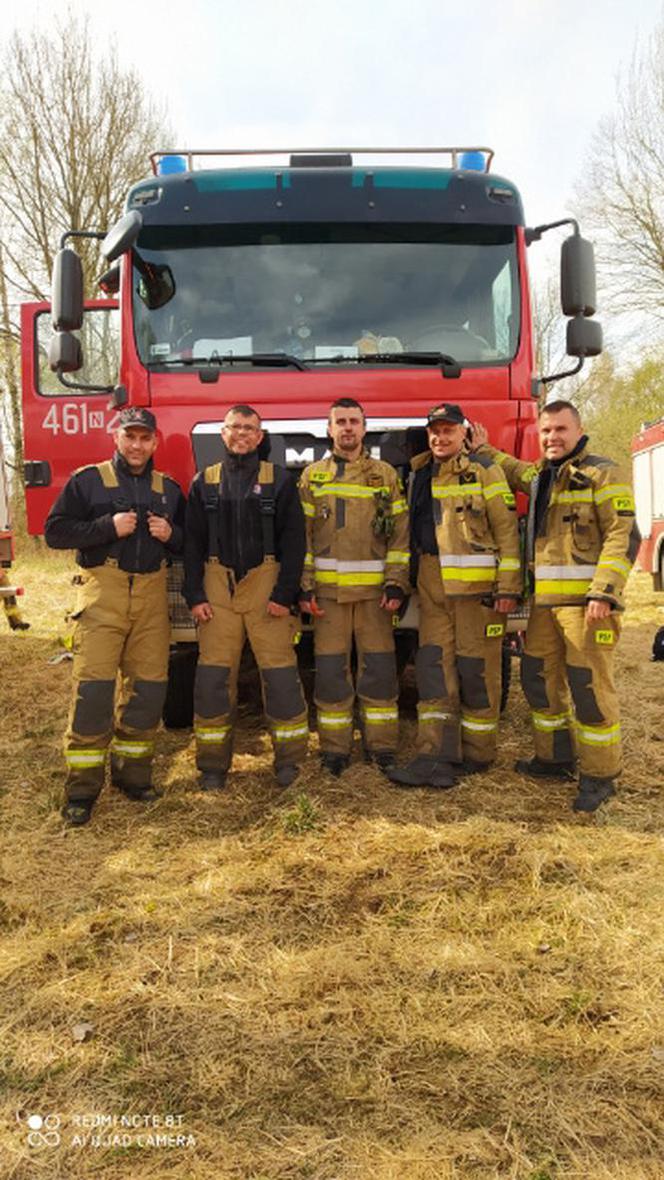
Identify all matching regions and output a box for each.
[183,403,308,791]
[45,407,185,825]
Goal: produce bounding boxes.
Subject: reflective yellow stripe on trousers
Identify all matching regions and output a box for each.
[532,711,571,731]
[362,706,398,725]
[318,710,353,729]
[273,721,309,742]
[111,739,154,758]
[64,748,106,768]
[576,722,621,746]
[195,724,232,743]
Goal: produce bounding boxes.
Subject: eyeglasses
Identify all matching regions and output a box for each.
[223,423,260,434]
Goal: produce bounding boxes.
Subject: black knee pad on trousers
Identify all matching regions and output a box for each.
[261,666,305,719]
[415,644,446,699]
[72,679,115,735]
[315,654,349,703]
[195,665,231,717]
[122,680,167,730]
[520,653,549,710]
[457,655,490,710]
[553,729,575,762]
[567,665,605,724]
[358,651,397,700]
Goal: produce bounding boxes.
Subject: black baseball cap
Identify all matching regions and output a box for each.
[118,407,157,432]
[426,403,465,426]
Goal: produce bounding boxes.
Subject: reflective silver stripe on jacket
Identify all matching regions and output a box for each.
[314,558,385,573]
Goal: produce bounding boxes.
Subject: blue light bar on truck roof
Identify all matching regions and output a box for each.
[156,154,188,175]
[150,146,495,176]
[459,151,487,172]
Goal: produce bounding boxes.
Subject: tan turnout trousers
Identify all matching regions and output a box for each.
[415,554,505,765]
[521,605,622,778]
[194,559,308,773]
[313,598,399,755]
[65,562,170,801]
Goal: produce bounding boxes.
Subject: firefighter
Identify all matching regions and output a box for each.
[1,567,29,630]
[299,397,410,776]
[470,399,640,812]
[183,404,308,790]
[387,403,521,788]
[45,407,185,826]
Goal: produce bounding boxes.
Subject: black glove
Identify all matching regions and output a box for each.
[384,584,406,604]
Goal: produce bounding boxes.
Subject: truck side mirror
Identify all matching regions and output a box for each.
[561,234,596,318]
[48,330,83,374]
[566,315,603,358]
[52,248,84,332]
[102,210,143,264]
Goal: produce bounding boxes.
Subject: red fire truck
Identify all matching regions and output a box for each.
[0,425,27,627]
[632,416,664,590]
[20,146,601,716]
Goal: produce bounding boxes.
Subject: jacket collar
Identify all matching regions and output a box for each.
[411,448,468,474]
[541,435,589,473]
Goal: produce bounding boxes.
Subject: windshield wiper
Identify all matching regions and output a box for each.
[361,351,461,377]
[148,352,309,371]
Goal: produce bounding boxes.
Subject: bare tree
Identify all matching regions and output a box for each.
[575,19,664,323]
[532,276,567,380]
[0,13,172,469]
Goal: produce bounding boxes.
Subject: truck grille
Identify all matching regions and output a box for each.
[167,560,196,642]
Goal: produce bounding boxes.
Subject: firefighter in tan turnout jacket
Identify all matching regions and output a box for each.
[388,403,521,789]
[45,408,185,826]
[472,399,640,812]
[184,404,308,790]
[299,399,410,776]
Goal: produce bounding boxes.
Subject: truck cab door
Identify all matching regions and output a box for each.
[21,299,120,535]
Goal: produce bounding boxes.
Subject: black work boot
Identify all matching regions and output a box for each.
[573,774,615,813]
[320,753,350,777]
[274,764,299,788]
[199,772,227,792]
[387,754,456,789]
[514,756,576,781]
[120,785,163,803]
[62,798,95,826]
[455,758,492,776]
[365,750,396,773]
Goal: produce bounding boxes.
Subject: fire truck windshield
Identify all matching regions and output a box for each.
[132,223,519,368]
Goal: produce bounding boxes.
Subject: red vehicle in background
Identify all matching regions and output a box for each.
[633,416,664,590]
[20,145,602,716]
[0,425,27,627]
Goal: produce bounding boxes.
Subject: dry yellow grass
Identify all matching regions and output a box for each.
[1,546,663,1179]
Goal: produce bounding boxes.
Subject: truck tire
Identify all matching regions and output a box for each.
[163,645,198,729]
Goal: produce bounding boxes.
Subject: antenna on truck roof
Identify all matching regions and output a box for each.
[149,146,495,176]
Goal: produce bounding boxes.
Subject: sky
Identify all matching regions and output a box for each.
[3,0,663,312]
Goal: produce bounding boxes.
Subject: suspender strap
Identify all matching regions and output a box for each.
[257,460,276,558]
[96,460,118,488]
[203,463,222,560]
[150,469,168,515]
[203,460,276,561]
[96,460,129,513]
[96,460,167,515]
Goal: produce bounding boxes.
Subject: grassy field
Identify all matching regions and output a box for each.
[1,545,663,1179]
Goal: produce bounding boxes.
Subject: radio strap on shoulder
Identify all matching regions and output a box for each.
[257,460,276,558]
